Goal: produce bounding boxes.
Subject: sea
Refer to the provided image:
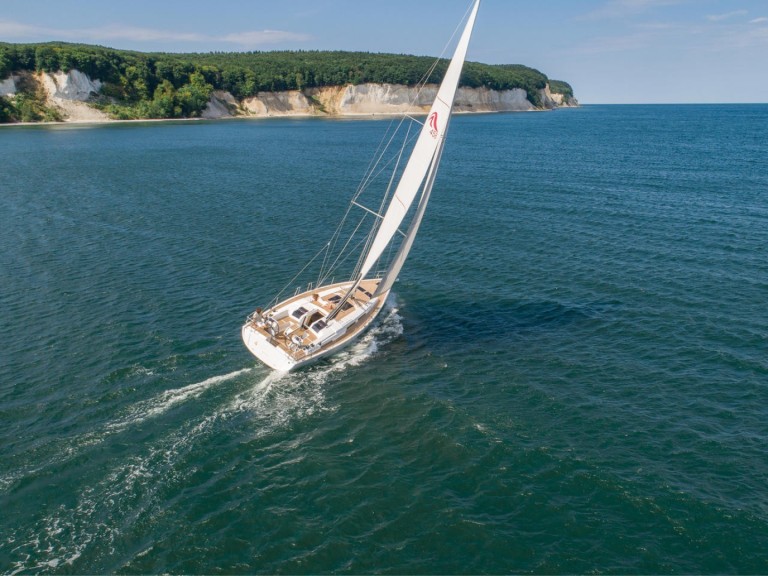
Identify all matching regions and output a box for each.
[1,104,767,574]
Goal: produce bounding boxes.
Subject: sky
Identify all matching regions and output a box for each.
[1,0,767,104]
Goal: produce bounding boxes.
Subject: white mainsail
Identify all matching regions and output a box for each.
[375,137,446,297]
[357,0,480,281]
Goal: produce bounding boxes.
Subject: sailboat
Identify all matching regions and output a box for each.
[242,0,481,371]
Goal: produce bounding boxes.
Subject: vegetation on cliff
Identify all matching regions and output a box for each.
[0,71,62,122]
[548,79,574,99]
[0,42,574,122]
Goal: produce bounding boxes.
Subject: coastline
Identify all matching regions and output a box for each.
[0,106,572,128]
[1,70,578,127]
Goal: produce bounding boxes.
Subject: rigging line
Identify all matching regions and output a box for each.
[341,42,453,221]
[314,1,469,286]
[322,129,403,274]
[270,241,330,308]
[317,213,370,286]
[406,114,425,126]
[344,233,375,280]
[358,134,410,196]
[324,214,367,278]
[399,0,472,114]
[351,200,384,220]
[406,39,448,109]
[322,117,408,269]
[352,115,411,201]
[349,110,409,201]
[319,128,406,280]
[374,120,412,217]
[318,117,413,283]
[353,120,413,277]
[326,121,406,256]
[353,113,402,198]
[349,0,469,203]
[319,225,373,288]
[336,119,417,274]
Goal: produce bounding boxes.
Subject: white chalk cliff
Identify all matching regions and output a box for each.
[0,76,16,97]
[1,70,111,122]
[228,83,576,119]
[42,70,110,122]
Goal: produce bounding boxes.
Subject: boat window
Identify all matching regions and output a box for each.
[311,320,327,333]
[291,306,308,319]
[328,294,342,303]
[357,286,373,298]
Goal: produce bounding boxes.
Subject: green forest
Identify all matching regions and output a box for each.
[0,42,574,122]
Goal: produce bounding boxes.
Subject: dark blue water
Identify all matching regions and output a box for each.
[1,105,767,573]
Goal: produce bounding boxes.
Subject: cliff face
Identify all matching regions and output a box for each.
[0,76,16,97]
[1,70,110,122]
[41,70,102,101]
[2,69,577,123]
[39,70,111,122]
[210,83,577,119]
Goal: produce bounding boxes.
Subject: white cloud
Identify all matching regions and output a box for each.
[706,10,748,22]
[579,0,684,20]
[573,20,691,54]
[84,25,209,43]
[222,30,312,48]
[749,17,768,24]
[0,19,310,49]
[0,19,45,37]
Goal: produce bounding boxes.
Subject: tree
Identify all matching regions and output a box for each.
[34,45,59,72]
[0,41,573,121]
[0,97,15,122]
[0,49,12,79]
[151,80,178,118]
[175,71,213,117]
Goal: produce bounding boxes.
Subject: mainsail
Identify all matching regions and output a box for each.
[357,0,480,281]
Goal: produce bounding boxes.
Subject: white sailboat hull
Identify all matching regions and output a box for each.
[242,279,389,372]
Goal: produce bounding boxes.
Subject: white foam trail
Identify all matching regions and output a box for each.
[106,367,254,432]
[308,297,403,378]
[0,367,257,495]
[320,297,403,374]
[8,370,271,573]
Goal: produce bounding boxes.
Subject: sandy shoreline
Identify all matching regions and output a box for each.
[1,106,568,128]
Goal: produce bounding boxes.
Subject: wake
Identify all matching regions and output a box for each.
[0,367,255,496]
[2,300,403,497]
[106,366,255,433]
[5,302,404,572]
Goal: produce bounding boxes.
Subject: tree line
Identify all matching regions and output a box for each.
[0,42,574,121]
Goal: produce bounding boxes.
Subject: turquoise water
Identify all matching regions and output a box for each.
[1,105,767,573]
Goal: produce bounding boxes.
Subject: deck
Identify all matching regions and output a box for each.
[244,278,384,364]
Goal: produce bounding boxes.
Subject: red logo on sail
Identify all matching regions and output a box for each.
[428,111,439,138]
